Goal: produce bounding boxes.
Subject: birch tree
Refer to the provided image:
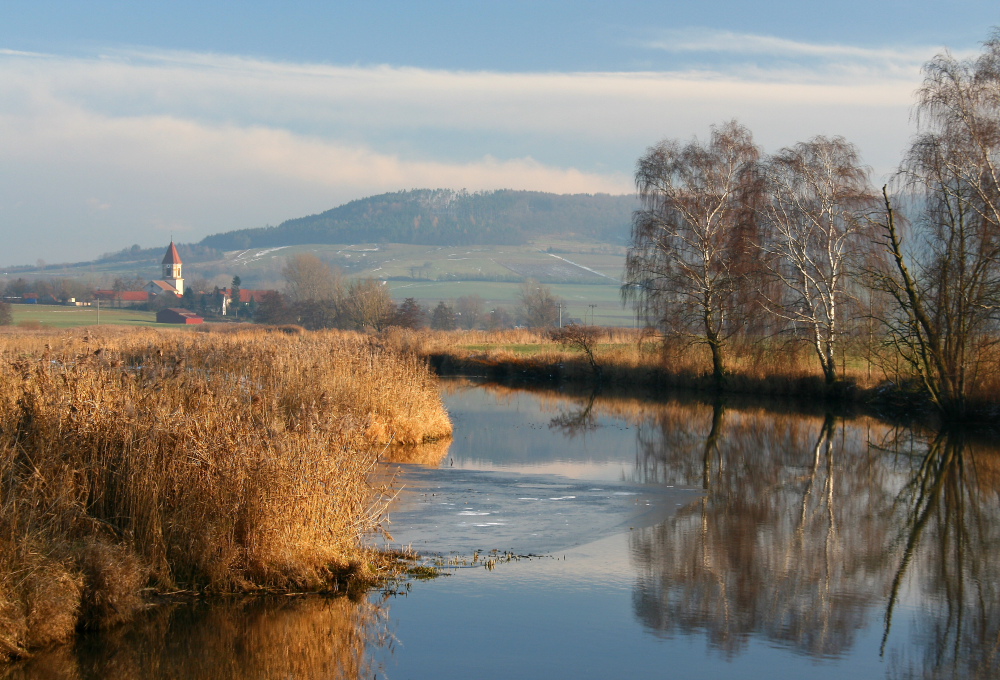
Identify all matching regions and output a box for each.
[623,121,761,385]
[758,137,879,385]
[874,31,1000,415]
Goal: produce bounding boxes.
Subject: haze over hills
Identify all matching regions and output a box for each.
[5,189,635,273]
[198,189,636,251]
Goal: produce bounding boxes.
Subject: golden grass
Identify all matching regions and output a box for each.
[387,327,879,398]
[0,326,451,660]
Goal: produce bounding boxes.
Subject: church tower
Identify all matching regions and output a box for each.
[162,241,184,296]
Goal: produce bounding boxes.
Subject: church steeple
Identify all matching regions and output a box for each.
[161,241,184,295]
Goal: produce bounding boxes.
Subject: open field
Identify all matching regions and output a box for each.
[10,304,158,328]
[215,240,629,293]
[387,280,636,326]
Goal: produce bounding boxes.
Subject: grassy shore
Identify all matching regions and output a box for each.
[0,326,451,660]
[382,327,1000,423]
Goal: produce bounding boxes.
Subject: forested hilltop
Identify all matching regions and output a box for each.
[199,189,635,250]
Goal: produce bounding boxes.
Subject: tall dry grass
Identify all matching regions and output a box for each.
[0,327,450,660]
[389,327,878,397]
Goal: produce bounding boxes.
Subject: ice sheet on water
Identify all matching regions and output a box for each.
[384,466,700,556]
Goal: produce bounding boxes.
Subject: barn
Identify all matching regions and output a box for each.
[156,308,204,324]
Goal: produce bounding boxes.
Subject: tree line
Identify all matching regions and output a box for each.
[622,30,1000,418]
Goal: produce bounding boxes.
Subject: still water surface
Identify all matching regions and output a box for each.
[7,379,997,679]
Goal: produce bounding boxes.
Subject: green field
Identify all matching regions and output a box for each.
[10,305,158,329]
[386,280,638,326]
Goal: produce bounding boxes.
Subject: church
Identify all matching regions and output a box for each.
[144,241,185,298]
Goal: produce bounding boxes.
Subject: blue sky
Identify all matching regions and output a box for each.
[1,1,998,267]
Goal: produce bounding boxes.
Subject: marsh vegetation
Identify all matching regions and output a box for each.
[0,327,450,660]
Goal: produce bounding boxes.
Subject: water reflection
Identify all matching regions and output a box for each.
[883,430,1000,680]
[618,394,1000,678]
[548,389,600,436]
[1,594,386,680]
[629,403,890,658]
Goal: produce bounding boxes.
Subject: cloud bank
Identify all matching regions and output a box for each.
[0,33,935,265]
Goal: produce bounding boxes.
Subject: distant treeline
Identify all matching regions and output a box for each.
[199,189,636,250]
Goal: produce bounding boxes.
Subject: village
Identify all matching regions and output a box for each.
[1,242,274,324]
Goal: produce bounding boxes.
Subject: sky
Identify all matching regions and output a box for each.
[1,1,998,267]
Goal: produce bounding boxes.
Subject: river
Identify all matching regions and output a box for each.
[5,378,998,679]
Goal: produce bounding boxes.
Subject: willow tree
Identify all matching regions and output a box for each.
[875,31,1000,416]
[757,137,880,385]
[623,121,761,385]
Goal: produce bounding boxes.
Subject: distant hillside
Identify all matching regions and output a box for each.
[198,189,636,250]
[95,243,222,266]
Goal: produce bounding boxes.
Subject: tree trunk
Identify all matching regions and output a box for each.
[707,330,726,388]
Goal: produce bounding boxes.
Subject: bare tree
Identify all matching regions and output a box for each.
[343,278,394,332]
[873,32,1000,415]
[282,253,342,302]
[455,294,485,329]
[757,137,880,385]
[623,121,761,385]
[550,324,602,376]
[517,279,561,328]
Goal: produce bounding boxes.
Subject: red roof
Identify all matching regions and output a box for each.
[95,290,150,302]
[162,241,183,265]
[223,289,274,303]
[239,289,272,303]
[121,291,150,301]
[157,308,203,324]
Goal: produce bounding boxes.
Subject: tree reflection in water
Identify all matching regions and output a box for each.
[629,403,892,658]
[882,430,1000,680]
[624,398,1000,678]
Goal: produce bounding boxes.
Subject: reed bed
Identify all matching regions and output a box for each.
[386,326,1000,419]
[0,327,450,660]
[386,327,872,397]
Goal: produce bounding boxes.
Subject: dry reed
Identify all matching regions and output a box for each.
[0,326,450,660]
[391,327,907,401]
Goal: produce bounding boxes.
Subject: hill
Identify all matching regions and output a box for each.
[198,189,636,250]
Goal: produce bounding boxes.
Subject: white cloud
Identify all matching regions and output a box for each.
[0,39,933,265]
[645,29,930,61]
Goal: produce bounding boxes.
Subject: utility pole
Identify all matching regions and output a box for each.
[558,303,563,328]
[96,298,100,326]
[588,303,597,325]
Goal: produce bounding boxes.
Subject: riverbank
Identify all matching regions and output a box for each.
[0,327,451,661]
[380,327,1000,426]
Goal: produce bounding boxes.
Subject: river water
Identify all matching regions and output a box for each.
[5,379,998,679]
